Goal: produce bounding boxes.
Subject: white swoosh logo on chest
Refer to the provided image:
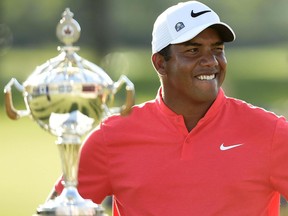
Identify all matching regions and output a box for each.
[220,143,243,151]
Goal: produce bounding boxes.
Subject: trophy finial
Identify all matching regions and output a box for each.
[56,8,81,46]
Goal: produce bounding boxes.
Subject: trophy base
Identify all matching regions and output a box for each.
[35,187,107,216]
[35,200,105,216]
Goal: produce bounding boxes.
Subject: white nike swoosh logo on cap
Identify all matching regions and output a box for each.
[220,143,243,151]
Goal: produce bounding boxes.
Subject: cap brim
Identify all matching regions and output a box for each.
[170,22,235,45]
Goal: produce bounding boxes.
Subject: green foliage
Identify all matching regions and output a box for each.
[2,0,288,47]
[224,44,288,115]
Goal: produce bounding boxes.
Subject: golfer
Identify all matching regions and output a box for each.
[50,1,288,215]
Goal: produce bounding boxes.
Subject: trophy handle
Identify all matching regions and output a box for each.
[4,78,30,120]
[113,75,135,116]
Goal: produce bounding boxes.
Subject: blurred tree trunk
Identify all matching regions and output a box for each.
[73,0,112,56]
[0,1,2,22]
[0,7,13,58]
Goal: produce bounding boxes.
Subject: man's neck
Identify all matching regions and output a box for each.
[163,97,213,132]
[183,103,212,132]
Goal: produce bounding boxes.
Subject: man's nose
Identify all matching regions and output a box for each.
[200,53,218,67]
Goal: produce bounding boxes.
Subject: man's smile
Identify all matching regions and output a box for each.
[196,74,216,81]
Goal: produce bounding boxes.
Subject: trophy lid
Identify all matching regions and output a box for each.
[24,8,113,92]
[22,8,115,135]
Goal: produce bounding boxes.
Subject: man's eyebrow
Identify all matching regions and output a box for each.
[182,41,224,46]
[182,41,201,47]
[213,41,224,46]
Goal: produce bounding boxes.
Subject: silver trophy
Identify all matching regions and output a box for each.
[4,8,135,216]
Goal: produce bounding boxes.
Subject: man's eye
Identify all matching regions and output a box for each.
[214,47,224,52]
[189,48,198,53]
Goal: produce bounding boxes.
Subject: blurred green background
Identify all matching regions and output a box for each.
[1,0,288,215]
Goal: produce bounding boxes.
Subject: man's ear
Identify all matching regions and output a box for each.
[151,53,167,76]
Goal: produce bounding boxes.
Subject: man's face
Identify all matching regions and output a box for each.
[161,28,227,105]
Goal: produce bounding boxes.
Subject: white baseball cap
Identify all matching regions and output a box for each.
[152,1,235,54]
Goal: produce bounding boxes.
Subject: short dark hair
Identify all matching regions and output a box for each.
[158,45,171,61]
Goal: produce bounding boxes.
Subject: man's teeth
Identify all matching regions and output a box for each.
[197,74,215,80]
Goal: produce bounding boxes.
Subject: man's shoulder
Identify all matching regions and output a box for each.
[225,96,285,121]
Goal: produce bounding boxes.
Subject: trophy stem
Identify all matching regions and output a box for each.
[36,134,106,215]
[57,135,81,187]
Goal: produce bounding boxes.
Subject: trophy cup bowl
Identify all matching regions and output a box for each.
[4,8,135,216]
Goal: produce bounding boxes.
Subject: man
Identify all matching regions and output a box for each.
[51,1,288,215]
